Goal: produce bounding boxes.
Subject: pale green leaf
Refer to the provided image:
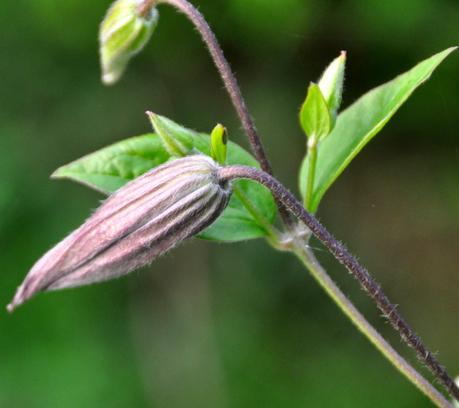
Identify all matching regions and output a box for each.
[52,134,169,193]
[299,83,331,142]
[299,47,457,212]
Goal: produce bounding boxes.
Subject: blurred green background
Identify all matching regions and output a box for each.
[1,0,458,407]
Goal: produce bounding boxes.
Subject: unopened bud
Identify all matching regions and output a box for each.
[100,0,159,85]
[8,156,231,312]
[318,51,346,123]
[210,124,228,165]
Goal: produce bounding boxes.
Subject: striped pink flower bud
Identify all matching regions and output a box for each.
[8,155,231,312]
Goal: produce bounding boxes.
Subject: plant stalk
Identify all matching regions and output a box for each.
[294,245,452,408]
[219,165,459,403]
[157,0,271,172]
[304,137,318,211]
[139,1,456,404]
[153,0,294,228]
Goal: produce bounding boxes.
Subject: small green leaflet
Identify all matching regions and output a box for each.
[52,116,277,242]
[299,83,331,142]
[299,47,457,213]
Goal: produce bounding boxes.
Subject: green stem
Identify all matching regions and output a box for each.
[221,165,458,405]
[304,138,318,211]
[293,244,452,408]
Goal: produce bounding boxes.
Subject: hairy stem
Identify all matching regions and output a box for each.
[219,165,459,403]
[295,246,452,408]
[138,1,456,402]
[157,0,270,171]
[152,0,294,227]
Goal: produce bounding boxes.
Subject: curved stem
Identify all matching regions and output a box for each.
[295,246,451,408]
[157,0,271,172]
[219,165,459,403]
[136,2,456,402]
[153,0,294,228]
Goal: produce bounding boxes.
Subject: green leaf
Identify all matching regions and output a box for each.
[198,207,267,242]
[299,83,332,142]
[52,134,169,194]
[147,111,192,157]
[52,117,276,242]
[299,47,457,213]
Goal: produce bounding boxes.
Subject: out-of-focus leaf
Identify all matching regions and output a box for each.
[299,47,457,212]
[99,0,159,85]
[52,117,276,242]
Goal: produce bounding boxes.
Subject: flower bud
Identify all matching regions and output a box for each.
[318,51,346,123]
[210,124,228,165]
[100,0,159,85]
[8,156,231,312]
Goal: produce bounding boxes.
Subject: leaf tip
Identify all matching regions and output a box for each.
[146,110,160,125]
[50,167,64,180]
[437,46,458,59]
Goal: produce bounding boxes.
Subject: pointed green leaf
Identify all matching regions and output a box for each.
[299,47,457,212]
[300,83,332,142]
[52,117,276,242]
[147,111,192,157]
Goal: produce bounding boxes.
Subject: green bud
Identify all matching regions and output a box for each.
[210,124,228,165]
[100,0,159,85]
[318,51,346,122]
[147,111,193,157]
